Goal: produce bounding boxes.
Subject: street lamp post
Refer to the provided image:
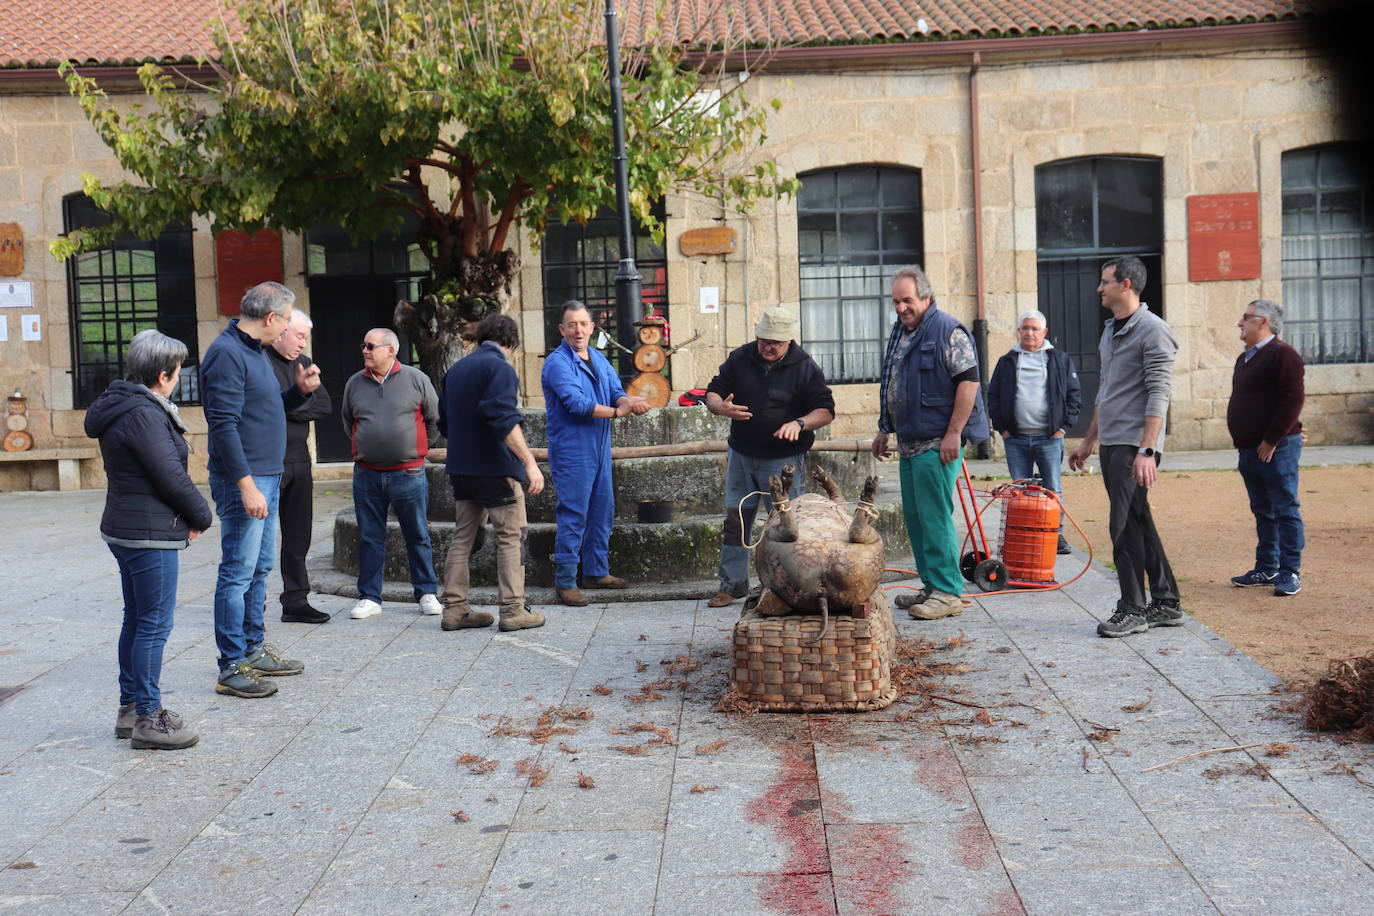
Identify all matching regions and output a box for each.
[604,0,643,361]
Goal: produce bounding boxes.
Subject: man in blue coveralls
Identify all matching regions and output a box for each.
[541,301,649,607]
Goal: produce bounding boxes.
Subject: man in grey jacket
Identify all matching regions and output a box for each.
[340,328,441,620]
[1068,256,1184,638]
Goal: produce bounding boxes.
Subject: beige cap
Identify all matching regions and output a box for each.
[754,306,799,342]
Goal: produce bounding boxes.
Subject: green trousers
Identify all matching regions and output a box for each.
[898,447,964,597]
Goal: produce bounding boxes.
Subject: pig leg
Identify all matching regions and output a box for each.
[810,465,843,503]
[766,469,798,542]
[848,475,881,545]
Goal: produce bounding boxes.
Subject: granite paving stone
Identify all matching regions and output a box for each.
[4,470,1374,913]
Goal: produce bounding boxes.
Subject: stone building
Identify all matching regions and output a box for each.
[1,0,1369,491]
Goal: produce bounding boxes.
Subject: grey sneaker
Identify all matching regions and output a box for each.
[894,587,933,610]
[216,661,279,698]
[248,644,304,676]
[907,591,964,620]
[116,702,136,739]
[1145,598,1185,628]
[1097,604,1149,638]
[130,708,199,750]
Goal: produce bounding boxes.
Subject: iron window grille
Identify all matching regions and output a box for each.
[797,166,924,383]
[1281,143,1374,364]
[62,193,199,408]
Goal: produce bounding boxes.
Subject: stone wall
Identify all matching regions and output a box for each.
[3,34,1371,491]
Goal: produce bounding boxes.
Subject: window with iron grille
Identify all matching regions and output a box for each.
[541,203,668,376]
[63,193,199,407]
[1281,143,1374,364]
[797,167,923,383]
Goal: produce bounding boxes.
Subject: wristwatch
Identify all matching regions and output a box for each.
[1137,447,1157,458]
[794,418,806,432]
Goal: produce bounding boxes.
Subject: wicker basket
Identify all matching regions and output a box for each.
[730,590,898,712]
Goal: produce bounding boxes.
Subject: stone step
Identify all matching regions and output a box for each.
[331,500,911,589]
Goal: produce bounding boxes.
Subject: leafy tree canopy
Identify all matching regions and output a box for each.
[53,0,795,377]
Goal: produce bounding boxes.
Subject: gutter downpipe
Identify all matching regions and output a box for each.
[969,51,991,458]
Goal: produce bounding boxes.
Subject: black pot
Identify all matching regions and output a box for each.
[637,500,674,523]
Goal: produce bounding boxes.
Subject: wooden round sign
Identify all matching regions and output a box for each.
[637,324,663,346]
[5,413,27,431]
[633,344,666,373]
[627,371,670,407]
[3,429,33,452]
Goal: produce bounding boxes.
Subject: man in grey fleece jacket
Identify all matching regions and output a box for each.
[1068,256,1184,638]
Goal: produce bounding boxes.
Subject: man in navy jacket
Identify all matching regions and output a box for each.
[987,309,1081,553]
[438,315,546,631]
[202,281,321,698]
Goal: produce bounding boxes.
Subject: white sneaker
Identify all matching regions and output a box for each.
[418,594,442,616]
[350,598,382,619]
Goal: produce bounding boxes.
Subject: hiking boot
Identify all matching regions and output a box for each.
[442,608,494,630]
[130,708,199,751]
[1273,572,1302,596]
[248,643,304,676]
[499,604,546,631]
[350,598,382,619]
[281,603,330,624]
[907,591,964,620]
[1097,603,1149,638]
[707,591,740,608]
[1144,598,1185,628]
[555,587,589,607]
[418,594,443,615]
[1057,534,1071,555]
[1231,569,1278,588]
[216,661,279,698]
[116,702,136,739]
[579,575,628,590]
[894,587,933,610]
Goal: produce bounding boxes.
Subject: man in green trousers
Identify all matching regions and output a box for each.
[872,266,990,620]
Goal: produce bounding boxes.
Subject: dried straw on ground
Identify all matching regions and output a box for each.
[1302,654,1374,740]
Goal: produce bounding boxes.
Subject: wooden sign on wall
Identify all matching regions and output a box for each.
[215,229,284,315]
[0,223,23,276]
[1187,193,1260,282]
[679,226,737,257]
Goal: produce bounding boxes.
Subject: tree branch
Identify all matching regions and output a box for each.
[490,180,532,253]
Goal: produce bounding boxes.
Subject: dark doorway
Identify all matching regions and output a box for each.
[1035,157,1164,435]
[306,275,417,462]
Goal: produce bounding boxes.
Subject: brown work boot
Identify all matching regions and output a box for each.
[707,591,738,608]
[907,591,965,620]
[130,708,199,750]
[442,609,494,630]
[555,587,589,607]
[579,575,628,590]
[893,588,932,610]
[499,604,546,631]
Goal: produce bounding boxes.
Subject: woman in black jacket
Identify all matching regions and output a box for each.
[85,330,213,750]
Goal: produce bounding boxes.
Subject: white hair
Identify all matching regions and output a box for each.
[289,310,313,329]
[1017,310,1048,329]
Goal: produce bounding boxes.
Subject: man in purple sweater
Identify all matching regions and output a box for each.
[1226,299,1306,597]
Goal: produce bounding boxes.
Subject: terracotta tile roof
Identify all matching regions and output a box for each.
[1,1,1312,69]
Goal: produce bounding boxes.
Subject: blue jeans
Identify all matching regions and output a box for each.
[353,466,437,602]
[210,472,280,671]
[109,544,179,716]
[718,449,805,596]
[1003,433,1064,496]
[1238,433,1304,576]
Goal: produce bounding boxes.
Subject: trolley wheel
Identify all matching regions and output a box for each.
[974,558,1008,592]
[960,550,987,583]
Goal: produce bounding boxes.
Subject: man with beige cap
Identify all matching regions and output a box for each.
[704,306,836,607]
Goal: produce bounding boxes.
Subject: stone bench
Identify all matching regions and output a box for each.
[0,447,100,491]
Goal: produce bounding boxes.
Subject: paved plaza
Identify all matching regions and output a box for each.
[2,452,1373,915]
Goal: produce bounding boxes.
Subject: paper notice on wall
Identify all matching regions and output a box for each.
[699,286,720,314]
[20,314,40,341]
[0,281,32,308]
[0,314,8,341]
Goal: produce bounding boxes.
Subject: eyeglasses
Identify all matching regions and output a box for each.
[757,339,788,349]
[1241,314,1264,323]
[361,342,391,351]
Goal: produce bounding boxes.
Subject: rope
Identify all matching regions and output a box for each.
[855,499,879,519]
[737,489,778,550]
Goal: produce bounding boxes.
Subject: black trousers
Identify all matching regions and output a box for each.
[278,460,314,609]
[1100,444,1179,610]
